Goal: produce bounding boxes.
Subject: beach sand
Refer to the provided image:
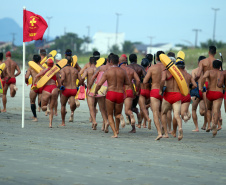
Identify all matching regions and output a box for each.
[0,75,226,185]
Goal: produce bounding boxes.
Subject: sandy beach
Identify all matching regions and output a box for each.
[0,75,226,185]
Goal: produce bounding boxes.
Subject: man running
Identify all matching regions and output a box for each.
[60,50,82,126]
[202,60,223,137]
[25,55,45,121]
[2,51,21,112]
[94,54,130,138]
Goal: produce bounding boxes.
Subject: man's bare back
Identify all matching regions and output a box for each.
[61,65,80,89]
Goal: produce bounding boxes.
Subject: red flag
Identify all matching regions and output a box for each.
[23,10,48,42]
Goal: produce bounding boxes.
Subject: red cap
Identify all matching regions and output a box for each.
[121,54,127,60]
[47,58,54,67]
[6,51,11,57]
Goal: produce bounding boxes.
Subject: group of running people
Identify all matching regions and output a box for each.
[0,45,225,141]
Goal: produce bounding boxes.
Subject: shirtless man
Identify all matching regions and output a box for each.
[2,51,21,112]
[119,55,140,130]
[128,54,146,132]
[25,55,45,121]
[202,60,224,137]
[87,53,114,131]
[143,51,166,140]
[191,56,207,132]
[176,61,197,122]
[60,50,82,126]
[160,54,183,140]
[94,54,130,138]
[34,58,61,128]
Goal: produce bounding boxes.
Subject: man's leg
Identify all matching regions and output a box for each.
[48,88,58,128]
[160,99,171,139]
[87,96,97,130]
[54,91,59,116]
[97,97,109,132]
[206,99,213,132]
[114,102,124,135]
[106,99,117,138]
[172,101,182,141]
[30,90,38,121]
[1,84,9,112]
[199,100,207,130]
[60,94,69,126]
[212,98,223,137]
[166,109,172,133]
[181,102,191,122]
[68,96,77,123]
[9,83,17,97]
[138,96,151,129]
[191,97,200,132]
[151,97,163,140]
[124,97,136,126]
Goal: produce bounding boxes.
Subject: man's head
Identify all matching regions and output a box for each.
[146,54,153,64]
[176,61,185,69]
[65,49,72,57]
[167,52,175,58]
[107,53,114,63]
[110,54,119,65]
[141,58,149,68]
[209,46,216,55]
[6,51,11,58]
[33,54,41,63]
[93,51,100,60]
[89,57,97,65]
[121,54,127,61]
[39,49,46,57]
[213,59,221,69]
[55,53,62,63]
[156,51,165,61]
[198,56,206,64]
[119,55,127,63]
[0,52,3,61]
[129,54,137,63]
[47,58,54,67]
[169,57,176,64]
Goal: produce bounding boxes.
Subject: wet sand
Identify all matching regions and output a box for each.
[0,75,226,185]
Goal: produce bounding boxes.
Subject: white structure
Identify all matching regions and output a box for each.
[85,32,125,54]
[146,43,182,55]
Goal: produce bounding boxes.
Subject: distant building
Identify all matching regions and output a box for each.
[83,32,125,54]
[0,41,12,50]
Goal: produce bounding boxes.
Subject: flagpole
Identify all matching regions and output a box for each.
[22,6,26,128]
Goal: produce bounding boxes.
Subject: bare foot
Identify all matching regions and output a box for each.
[168,130,172,134]
[54,112,58,116]
[147,119,151,130]
[155,134,162,140]
[14,85,18,91]
[126,116,130,125]
[60,124,66,126]
[129,129,136,133]
[130,114,135,126]
[178,128,183,141]
[32,117,38,122]
[93,123,97,130]
[116,130,119,134]
[206,127,211,132]
[69,112,74,122]
[120,115,125,128]
[111,135,118,138]
[201,126,206,130]
[143,123,147,128]
[49,126,53,128]
[162,134,169,138]
[212,124,217,137]
[105,122,109,133]
[45,110,49,116]
[75,99,80,108]
[192,129,199,132]
[101,123,105,131]
[171,131,176,137]
[1,109,6,112]
[138,112,142,124]
[136,124,141,128]
[217,127,222,131]
[49,123,53,128]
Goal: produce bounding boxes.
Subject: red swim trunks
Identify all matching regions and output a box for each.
[31,85,44,94]
[106,91,124,104]
[6,77,16,85]
[150,89,162,101]
[125,89,134,99]
[199,90,203,100]
[205,81,208,89]
[206,91,223,101]
[2,80,5,87]
[62,89,77,97]
[181,94,191,104]
[224,93,226,100]
[140,89,150,99]
[163,92,181,104]
[43,84,57,93]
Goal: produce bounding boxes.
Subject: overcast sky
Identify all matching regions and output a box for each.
[1,0,226,46]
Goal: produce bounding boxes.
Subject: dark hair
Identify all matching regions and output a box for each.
[0,52,3,60]
[198,56,206,63]
[108,53,114,62]
[129,54,137,63]
[110,54,119,65]
[65,49,72,56]
[213,60,221,69]
[40,49,46,56]
[209,46,216,55]
[33,54,41,63]
[103,58,107,65]
[66,56,72,64]
[93,51,100,60]
[176,61,185,69]
[89,57,96,65]
[146,54,153,63]
[167,52,175,58]
[156,51,165,61]
[141,58,149,68]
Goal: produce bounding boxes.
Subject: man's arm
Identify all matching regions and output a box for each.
[143,68,152,84]
[160,70,167,91]
[77,72,83,86]
[75,63,81,72]
[195,62,203,81]
[25,68,31,84]
[87,67,100,89]
[94,72,107,95]
[56,72,61,88]
[33,69,47,84]
[60,70,65,86]
[200,71,210,89]
[133,71,140,93]
[217,71,225,88]
[190,75,197,89]
[79,63,88,75]
[14,64,21,77]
